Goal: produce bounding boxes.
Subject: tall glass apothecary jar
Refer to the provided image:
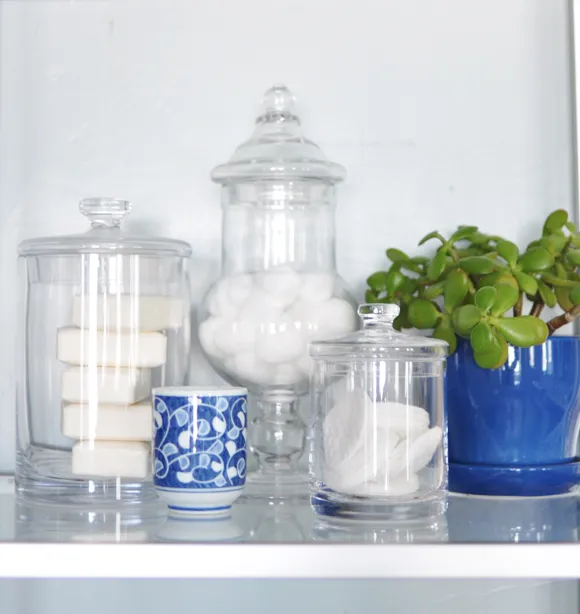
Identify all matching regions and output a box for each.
[199,84,357,498]
[310,304,448,520]
[17,198,192,505]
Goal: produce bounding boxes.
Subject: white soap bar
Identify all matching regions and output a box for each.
[57,328,167,368]
[72,440,150,478]
[61,367,151,404]
[63,403,152,442]
[72,295,184,331]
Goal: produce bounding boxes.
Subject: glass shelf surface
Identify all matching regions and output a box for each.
[1,477,580,579]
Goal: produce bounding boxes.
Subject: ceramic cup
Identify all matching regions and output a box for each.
[152,386,248,516]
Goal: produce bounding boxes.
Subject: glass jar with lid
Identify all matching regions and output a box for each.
[199,84,357,499]
[17,197,192,505]
[310,303,448,520]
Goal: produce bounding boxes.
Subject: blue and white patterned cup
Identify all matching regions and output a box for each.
[152,387,247,516]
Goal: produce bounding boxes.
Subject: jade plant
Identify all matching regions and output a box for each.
[366,209,580,368]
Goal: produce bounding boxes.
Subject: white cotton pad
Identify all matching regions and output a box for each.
[63,402,152,442]
[72,295,184,332]
[57,328,167,368]
[61,367,151,405]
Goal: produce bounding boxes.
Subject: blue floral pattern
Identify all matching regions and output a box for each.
[153,394,247,490]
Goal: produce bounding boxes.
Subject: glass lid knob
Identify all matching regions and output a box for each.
[257,84,299,123]
[358,303,400,328]
[79,197,131,228]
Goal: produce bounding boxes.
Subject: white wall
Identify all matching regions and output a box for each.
[0,1,576,612]
[0,0,574,472]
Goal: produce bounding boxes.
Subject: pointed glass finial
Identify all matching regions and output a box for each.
[257,84,298,124]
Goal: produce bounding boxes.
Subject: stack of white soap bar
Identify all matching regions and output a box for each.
[199,270,356,386]
[58,294,180,479]
[323,388,442,496]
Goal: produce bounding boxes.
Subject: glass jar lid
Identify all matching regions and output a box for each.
[211,84,346,184]
[18,198,192,257]
[310,303,448,361]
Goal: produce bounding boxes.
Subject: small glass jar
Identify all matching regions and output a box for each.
[17,198,191,505]
[310,303,448,520]
[199,84,356,499]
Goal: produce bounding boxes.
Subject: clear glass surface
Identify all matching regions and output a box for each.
[16,198,192,505]
[310,304,448,520]
[199,86,357,500]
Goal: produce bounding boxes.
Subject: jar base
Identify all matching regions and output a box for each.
[16,446,156,506]
[311,489,447,522]
[240,468,309,501]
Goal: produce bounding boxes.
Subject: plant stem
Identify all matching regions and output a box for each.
[547,305,580,334]
[530,300,544,318]
[513,293,523,317]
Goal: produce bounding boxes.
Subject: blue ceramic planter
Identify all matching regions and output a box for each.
[446,336,580,496]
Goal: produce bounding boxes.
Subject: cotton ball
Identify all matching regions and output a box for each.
[199,317,228,358]
[232,352,274,386]
[272,363,304,386]
[207,280,238,319]
[299,272,334,303]
[238,289,285,324]
[214,319,256,355]
[318,298,357,336]
[409,427,442,472]
[226,274,254,307]
[257,269,302,308]
[296,352,313,377]
[255,316,306,364]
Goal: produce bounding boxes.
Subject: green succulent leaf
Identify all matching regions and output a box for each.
[537,279,557,308]
[470,321,496,354]
[424,281,444,300]
[365,289,379,303]
[450,226,479,243]
[540,234,568,255]
[494,316,549,348]
[444,269,469,313]
[474,286,497,312]
[514,271,538,296]
[556,287,574,311]
[386,248,409,263]
[518,247,554,272]
[433,320,457,354]
[407,299,440,329]
[393,305,410,331]
[410,256,430,265]
[366,272,389,293]
[496,240,519,268]
[418,231,445,247]
[452,304,482,335]
[556,262,568,278]
[570,284,580,306]
[459,256,496,275]
[427,249,448,281]
[566,221,577,233]
[472,330,509,369]
[566,249,580,267]
[491,283,520,316]
[386,270,406,295]
[539,273,577,288]
[543,209,568,235]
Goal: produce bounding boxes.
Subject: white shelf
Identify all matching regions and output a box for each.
[1,477,580,579]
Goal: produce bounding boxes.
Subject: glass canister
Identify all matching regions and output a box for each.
[199,84,357,499]
[310,303,448,520]
[17,198,191,505]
